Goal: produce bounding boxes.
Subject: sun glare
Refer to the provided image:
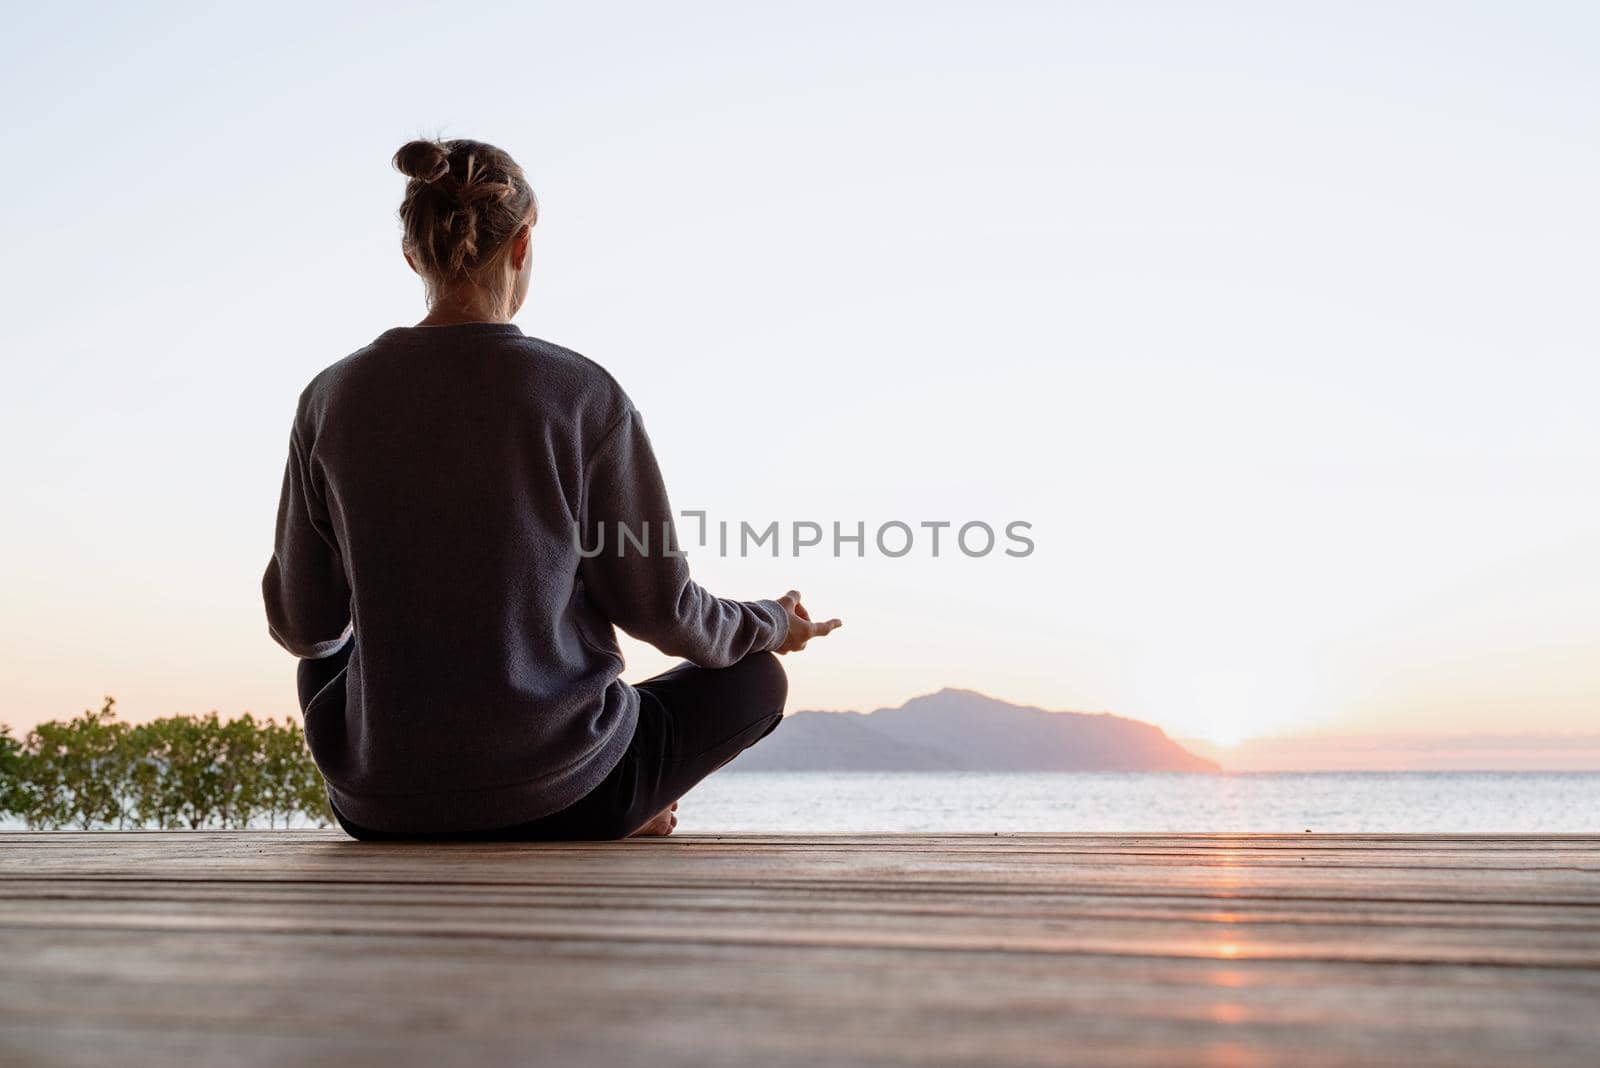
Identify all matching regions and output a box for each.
[1135,639,1325,750]
[1198,726,1249,750]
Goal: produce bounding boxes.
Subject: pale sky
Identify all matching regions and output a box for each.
[2,2,1597,760]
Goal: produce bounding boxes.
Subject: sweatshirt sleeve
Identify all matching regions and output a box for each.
[262,422,353,659]
[578,406,789,667]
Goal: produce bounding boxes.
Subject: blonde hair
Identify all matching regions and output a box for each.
[392,138,537,315]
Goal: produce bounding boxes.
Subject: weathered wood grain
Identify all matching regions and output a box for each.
[2,832,1597,1067]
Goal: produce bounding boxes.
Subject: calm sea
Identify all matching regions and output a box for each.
[676,771,1600,834]
[3,772,1594,834]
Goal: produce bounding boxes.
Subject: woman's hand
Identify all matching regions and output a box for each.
[774,590,842,655]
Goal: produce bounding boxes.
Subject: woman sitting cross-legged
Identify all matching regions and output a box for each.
[263,137,840,841]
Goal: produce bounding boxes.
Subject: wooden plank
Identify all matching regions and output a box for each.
[1,832,1597,1067]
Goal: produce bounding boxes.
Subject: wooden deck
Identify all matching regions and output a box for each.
[1,833,1597,1067]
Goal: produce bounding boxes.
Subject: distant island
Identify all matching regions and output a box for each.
[732,688,1220,773]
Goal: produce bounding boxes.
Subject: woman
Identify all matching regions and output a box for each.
[263,138,840,841]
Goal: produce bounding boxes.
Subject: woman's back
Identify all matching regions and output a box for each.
[266,323,648,831]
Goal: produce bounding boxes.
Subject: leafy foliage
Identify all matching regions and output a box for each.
[0,723,32,820]
[0,699,330,830]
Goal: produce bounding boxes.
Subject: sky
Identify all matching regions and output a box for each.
[1,2,1596,765]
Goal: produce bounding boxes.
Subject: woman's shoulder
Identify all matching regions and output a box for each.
[292,327,635,444]
[514,334,620,385]
[510,333,636,417]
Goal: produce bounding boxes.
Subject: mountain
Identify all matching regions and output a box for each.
[731,688,1220,773]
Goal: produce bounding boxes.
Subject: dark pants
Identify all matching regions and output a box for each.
[296,641,787,841]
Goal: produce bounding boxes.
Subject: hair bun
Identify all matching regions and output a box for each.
[393,139,451,184]
[393,137,537,297]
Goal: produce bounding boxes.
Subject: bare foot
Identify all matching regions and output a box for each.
[627,801,678,838]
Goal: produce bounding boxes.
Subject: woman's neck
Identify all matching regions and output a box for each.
[417,293,510,327]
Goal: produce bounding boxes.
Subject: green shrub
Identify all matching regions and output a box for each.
[0,724,31,821]
[1,699,331,831]
[22,698,131,829]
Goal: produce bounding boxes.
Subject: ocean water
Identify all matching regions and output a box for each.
[3,772,1594,834]
[674,771,1600,834]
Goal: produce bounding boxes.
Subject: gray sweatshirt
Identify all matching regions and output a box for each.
[262,322,788,833]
